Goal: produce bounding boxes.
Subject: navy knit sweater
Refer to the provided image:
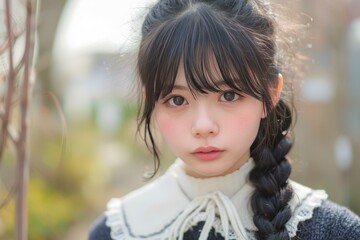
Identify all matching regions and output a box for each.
[89,200,360,240]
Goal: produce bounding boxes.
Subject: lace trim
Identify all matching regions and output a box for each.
[105,198,127,240]
[286,189,328,237]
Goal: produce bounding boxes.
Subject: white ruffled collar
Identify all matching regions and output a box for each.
[105,159,328,240]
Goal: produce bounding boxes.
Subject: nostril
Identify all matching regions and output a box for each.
[191,117,219,137]
[194,130,216,137]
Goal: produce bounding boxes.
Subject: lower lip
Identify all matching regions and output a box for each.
[193,151,224,161]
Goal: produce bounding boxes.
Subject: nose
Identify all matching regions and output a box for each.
[191,105,219,138]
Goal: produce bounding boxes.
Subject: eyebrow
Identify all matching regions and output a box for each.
[172,85,189,91]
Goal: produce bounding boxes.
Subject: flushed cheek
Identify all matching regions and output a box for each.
[223,109,262,140]
[237,112,260,128]
[155,112,187,150]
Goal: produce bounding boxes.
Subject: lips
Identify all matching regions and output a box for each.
[192,146,224,161]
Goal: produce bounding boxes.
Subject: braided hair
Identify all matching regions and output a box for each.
[137,0,296,239]
[250,100,293,240]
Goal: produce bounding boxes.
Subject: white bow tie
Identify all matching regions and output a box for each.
[168,191,248,240]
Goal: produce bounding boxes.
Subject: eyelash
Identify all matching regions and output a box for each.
[163,90,243,107]
[165,95,188,107]
[219,91,243,102]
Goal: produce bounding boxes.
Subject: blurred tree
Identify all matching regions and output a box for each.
[0,0,38,239]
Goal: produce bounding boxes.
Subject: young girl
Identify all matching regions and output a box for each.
[89,0,360,239]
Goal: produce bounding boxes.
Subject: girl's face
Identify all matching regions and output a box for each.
[154,67,265,178]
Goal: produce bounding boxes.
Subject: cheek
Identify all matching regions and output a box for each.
[155,111,184,145]
[226,113,260,132]
[223,104,262,139]
[156,115,175,137]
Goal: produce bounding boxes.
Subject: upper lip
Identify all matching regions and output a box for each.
[192,146,223,153]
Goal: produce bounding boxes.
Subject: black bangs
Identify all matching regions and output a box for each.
[139,3,276,103]
[181,5,268,100]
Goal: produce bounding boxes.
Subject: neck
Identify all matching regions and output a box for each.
[182,152,251,179]
[173,157,254,199]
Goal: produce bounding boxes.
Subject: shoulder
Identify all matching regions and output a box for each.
[296,200,360,240]
[88,215,112,240]
[88,167,189,240]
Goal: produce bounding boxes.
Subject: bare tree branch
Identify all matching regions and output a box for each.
[42,91,68,164]
[0,0,38,239]
[7,124,19,145]
[0,30,23,55]
[0,179,18,209]
[15,0,37,239]
[0,0,17,163]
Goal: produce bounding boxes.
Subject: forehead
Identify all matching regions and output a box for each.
[168,54,233,96]
[175,58,223,86]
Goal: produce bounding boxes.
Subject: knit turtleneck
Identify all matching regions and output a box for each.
[171,158,255,199]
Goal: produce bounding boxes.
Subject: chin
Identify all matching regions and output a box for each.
[192,166,232,178]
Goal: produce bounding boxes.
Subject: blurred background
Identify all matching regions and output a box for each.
[0,0,359,239]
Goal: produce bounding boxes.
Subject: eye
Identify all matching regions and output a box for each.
[167,96,188,107]
[220,91,240,102]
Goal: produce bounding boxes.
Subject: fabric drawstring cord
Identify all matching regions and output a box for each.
[168,191,248,240]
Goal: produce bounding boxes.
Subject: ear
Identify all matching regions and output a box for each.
[273,73,283,105]
[142,87,146,98]
[261,73,283,118]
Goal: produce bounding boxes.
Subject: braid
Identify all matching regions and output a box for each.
[250,100,294,240]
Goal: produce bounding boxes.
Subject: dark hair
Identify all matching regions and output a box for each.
[137,0,295,239]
